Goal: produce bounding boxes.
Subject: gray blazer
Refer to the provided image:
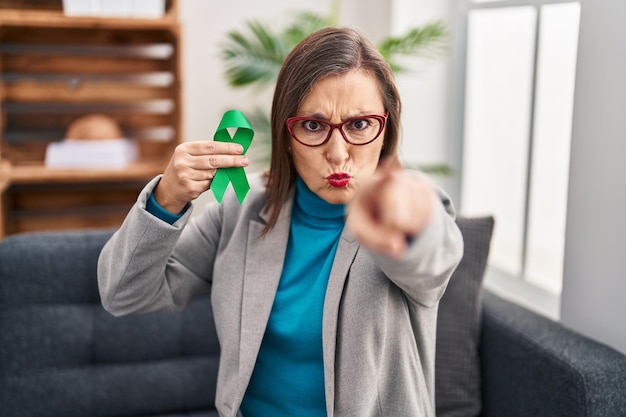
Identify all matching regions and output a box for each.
[98,173,464,417]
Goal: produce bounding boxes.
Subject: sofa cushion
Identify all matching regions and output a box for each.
[0,230,220,417]
[436,216,495,417]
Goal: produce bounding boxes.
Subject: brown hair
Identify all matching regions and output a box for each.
[263,27,402,233]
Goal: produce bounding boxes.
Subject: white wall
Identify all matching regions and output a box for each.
[561,0,626,355]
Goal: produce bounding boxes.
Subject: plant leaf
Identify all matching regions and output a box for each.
[283,11,332,47]
[377,20,449,73]
[403,162,454,176]
[220,20,291,88]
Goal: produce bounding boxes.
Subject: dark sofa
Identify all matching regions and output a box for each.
[1,225,625,417]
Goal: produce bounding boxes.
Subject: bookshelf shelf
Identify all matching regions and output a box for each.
[0,0,181,237]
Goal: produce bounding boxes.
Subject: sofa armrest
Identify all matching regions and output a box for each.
[479,290,626,417]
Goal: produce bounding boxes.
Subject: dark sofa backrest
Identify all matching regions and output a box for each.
[0,230,220,417]
[0,217,497,417]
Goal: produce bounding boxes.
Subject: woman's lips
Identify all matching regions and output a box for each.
[326,173,351,188]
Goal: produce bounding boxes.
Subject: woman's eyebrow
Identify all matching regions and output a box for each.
[296,112,328,120]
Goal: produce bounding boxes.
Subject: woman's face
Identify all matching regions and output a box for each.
[289,70,386,204]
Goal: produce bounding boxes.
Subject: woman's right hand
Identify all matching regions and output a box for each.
[153,141,249,214]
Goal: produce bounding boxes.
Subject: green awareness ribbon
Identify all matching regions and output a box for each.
[210,110,254,204]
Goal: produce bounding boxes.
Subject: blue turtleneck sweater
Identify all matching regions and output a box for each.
[240,177,345,417]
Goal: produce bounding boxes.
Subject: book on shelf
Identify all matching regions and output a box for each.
[45,138,139,170]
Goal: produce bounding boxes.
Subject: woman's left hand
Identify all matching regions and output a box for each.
[346,159,436,258]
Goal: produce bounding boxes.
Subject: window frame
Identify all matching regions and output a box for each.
[453,0,581,319]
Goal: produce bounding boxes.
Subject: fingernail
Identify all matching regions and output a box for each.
[241,156,249,166]
[235,145,244,153]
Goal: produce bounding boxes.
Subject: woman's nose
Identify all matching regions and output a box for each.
[324,128,350,163]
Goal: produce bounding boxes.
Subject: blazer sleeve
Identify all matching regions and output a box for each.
[97,176,216,316]
[371,185,464,308]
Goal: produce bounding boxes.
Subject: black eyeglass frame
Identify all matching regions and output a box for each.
[285,112,389,147]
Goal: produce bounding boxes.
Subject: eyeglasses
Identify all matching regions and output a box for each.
[286,112,388,147]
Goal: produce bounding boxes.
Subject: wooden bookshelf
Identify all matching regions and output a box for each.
[0,0,182,237]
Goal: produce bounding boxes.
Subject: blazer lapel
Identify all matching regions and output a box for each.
[322,229,360,417]
[236,189,360,417]
[238,196,293,385]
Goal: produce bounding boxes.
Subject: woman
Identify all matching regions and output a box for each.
[98,27,463,417]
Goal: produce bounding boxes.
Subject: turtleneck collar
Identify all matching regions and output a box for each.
[294,176,345,226]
